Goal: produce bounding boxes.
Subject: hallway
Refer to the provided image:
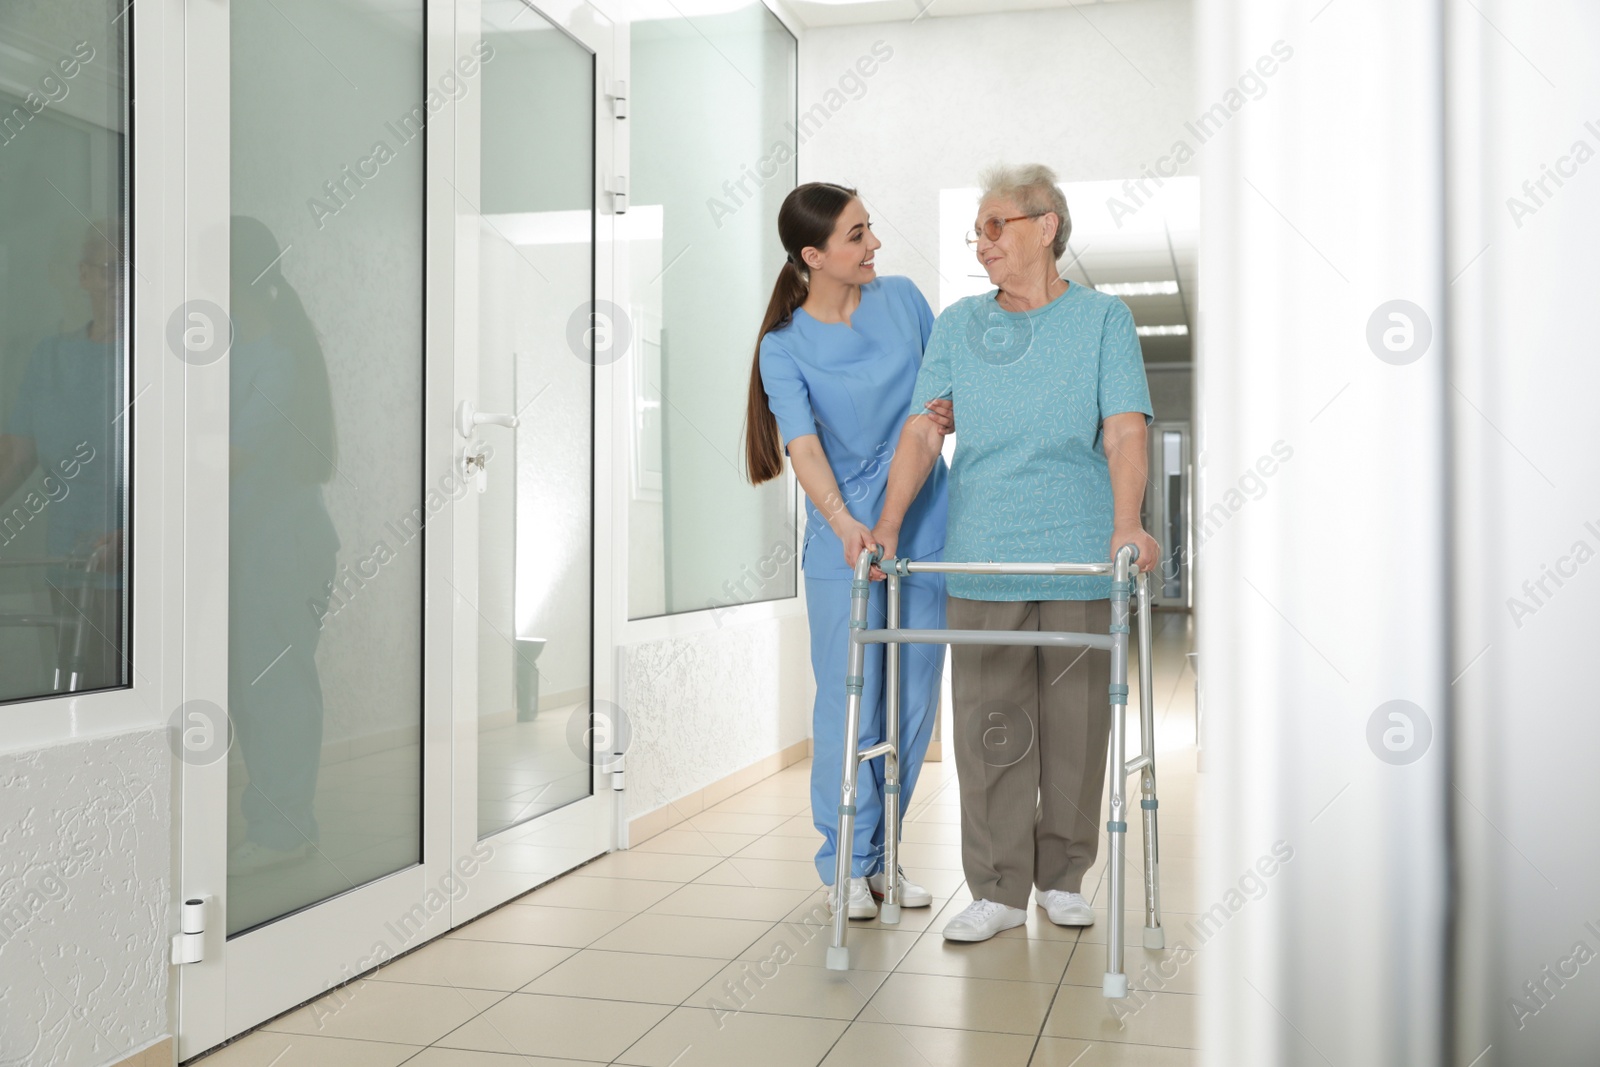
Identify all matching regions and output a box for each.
[198,616,1199,1067]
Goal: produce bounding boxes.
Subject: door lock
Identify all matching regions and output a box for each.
[461,446,491,494]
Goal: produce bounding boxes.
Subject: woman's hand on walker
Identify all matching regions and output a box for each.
[867,523,899,582]
[1110,524,1160,573]
[839,518,879,574]
[923,398,956,436]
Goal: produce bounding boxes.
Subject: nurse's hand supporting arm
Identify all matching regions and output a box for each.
[865,413,945,579]
[786,434,877,568]
[1103,411,1158,572]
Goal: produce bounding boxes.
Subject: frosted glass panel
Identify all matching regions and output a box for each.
[628,5,797,618]
[227,0,424,935]
[0,3,129,702]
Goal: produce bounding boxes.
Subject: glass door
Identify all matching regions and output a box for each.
[176,0,455,1055]
[447,0,619,922]
[174,0,620,1055]
[1146,421,1191,609]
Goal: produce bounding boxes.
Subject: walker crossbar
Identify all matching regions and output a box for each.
[825,545,1164,1003]
[856,629,1114,650]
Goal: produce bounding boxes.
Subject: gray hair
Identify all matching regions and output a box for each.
[978,163,1071,260]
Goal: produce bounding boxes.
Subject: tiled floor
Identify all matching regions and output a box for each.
[198,613,1198,1066]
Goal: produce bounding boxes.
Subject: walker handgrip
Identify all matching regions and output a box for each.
[1117,543,1140,564]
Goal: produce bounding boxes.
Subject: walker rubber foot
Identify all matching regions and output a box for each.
[879,903,901,925]
[826,946,850,971]
[1102,972,1129,999]
[1143,925,1165,950]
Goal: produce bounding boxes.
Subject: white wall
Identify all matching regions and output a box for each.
[620,610,813,819]
[1449,1,1600,1060]
[0,731,170,1066]
[796,0,1196,299]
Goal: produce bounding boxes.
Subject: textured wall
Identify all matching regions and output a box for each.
[0,729,170,1067]
[620,611,813,820]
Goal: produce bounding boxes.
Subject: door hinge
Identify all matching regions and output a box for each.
[606,79,628,120]
[610,751,626,790]
[171,896,209,965]
[606,175,628,215]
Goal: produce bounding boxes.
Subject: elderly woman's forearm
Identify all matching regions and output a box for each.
[877,417,942,530]
[1103,416,1149,523]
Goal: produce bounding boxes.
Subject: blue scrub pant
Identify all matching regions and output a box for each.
[806,563,946,884]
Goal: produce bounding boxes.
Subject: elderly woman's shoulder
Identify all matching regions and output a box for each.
[930,290,994,320]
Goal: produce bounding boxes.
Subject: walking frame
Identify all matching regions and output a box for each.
[826,544,1163,999]
[0,546,113,693]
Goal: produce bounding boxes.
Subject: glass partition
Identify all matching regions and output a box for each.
[627,3,797,619]
[227,0,425,935]
[0,2,130,702]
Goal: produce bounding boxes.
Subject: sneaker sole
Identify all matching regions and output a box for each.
[869,888,932,908]
[941,911,1027,942]
[1039,903,1095,927]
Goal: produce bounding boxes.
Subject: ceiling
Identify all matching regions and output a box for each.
[779,0,1132,30]
[1056,177,1197,367]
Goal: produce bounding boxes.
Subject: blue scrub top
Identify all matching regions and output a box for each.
[4,329,124,586]
[759,275,949,576]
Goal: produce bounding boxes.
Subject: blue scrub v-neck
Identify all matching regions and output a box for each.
[758,275,949,575]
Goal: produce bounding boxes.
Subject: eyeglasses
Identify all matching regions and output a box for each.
[965,213,1041,247]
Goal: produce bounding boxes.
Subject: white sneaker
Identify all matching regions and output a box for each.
[941,898,1027,942]
[826,876,878,920]
[1037,889,1095,926]
[228,840,313,875]
[867,867,932,907]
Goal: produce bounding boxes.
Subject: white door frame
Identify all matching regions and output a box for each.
[444,0,624,927]
[171,0,624,1056]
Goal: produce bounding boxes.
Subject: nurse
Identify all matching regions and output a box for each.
[743,182,952,918]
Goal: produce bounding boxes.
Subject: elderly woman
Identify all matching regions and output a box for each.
[865,163,1157,942]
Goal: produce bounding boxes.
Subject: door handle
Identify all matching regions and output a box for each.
[456,400,520,439]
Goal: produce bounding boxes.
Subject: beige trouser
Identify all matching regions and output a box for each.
[948,595,1113,910]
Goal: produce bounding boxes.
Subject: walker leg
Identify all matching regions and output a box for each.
[1104,548,1133,998]
[829,564,875,970]
[880,575,902,926]
[1136,572,1165,950]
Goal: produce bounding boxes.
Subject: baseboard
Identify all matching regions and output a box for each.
[628,737,812,845]
[106,1036,172,1067]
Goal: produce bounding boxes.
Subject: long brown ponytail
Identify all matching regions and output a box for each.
[743,182,858,485]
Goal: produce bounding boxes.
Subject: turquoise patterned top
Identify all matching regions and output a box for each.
[909,283,1153,601]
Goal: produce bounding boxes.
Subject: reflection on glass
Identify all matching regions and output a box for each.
[227,0,423,934]
[473,2,595,838]
[627,4,797,619]
[1162,430,1184,600]
[0,5,129,702]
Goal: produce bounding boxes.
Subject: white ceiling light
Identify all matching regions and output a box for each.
[1097,280,1180,296]
[1136,324,1189,337]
